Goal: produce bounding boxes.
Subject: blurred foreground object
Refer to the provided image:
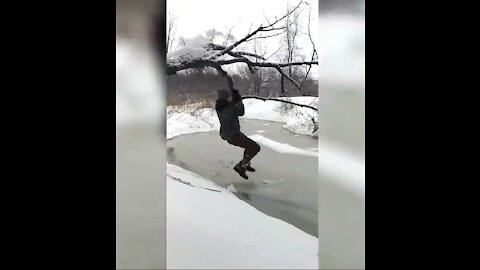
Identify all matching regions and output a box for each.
[317,0,365,269]
[116,0,166,269]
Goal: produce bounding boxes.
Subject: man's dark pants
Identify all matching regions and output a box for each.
[227,132,261,163]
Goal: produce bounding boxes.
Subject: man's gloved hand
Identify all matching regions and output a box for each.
[232,89,242,101]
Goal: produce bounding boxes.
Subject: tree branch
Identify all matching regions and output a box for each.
[264,45,284,61]
[223,26,235,47]
[217,58,318,67]
[167,57,317,74]
[165,0,315,97]
[166,59,234,92]
[208,43,266,60]
[167,57,318,93]
[241,95,317,111]
[274,65,300,92]
[264,0,305,28]
[210,63,234,92]
[206,0,306,60]
[218,58,317,92]
[280,73,285,95]
[245,29,288,42]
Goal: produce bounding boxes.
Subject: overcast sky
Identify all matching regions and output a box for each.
[168,0,318,75]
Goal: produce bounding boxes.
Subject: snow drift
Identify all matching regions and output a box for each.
[167,163,318,269]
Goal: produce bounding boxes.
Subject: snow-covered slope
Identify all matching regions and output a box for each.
[167,107,220,139]
[167,163,318,269]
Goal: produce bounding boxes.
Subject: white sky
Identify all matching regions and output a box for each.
[167,0,318,76]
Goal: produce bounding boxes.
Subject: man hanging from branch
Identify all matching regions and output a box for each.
[215,88,260,179]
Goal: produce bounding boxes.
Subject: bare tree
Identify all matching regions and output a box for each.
[249,38,268,96]
[223,26,236,47]
[277,2,316,96]
[166,0,317,110]
[167,12,177,54]
[282,5,301,76]
[300,6,317,89]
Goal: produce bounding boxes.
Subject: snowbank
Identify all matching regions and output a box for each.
[166,107,219,139]
[167,163,318,269]
[166,96,318,139]
[242,97,318,136]
[248,134,318,157]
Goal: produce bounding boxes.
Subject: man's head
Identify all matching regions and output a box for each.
[217,88,232,101]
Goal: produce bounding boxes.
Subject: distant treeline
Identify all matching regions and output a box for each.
[167,67,318,106]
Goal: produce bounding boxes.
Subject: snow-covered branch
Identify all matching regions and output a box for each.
[165,0,316,99]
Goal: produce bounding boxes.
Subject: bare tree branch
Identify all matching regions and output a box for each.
[245,13,299,43]
[167,58,317,74]
[247,23,253,36]
[207,0,306,60]
[259,26,286,31]
[264,45,284,61]
[280,73,285,95]
[212,64,234,91]
[263,11,272,26]
[166,12,178,54]
[223,25,235,47]
[300,7,317,88]
[216,58,318,68]
[246,29,288,42]
[208,43,266,60]
[264,0,305,28]
[217,58,316,92]
[241,96,317,111]
[167,56,317,94]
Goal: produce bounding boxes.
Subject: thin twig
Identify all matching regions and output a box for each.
[207,1,306,60]
[208,43,266,60]
[223,25,235,47]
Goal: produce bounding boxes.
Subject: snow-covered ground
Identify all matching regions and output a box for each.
[166,107,220,139]
[167,163,318,269]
